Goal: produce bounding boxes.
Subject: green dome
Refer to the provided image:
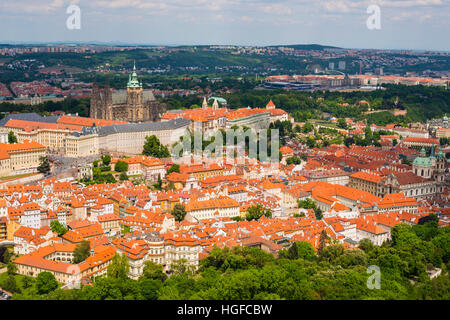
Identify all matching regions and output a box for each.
[413,156,432,166]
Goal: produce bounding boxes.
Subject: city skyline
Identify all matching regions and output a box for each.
[0,0,449,51]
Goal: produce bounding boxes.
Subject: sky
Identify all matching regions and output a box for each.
[0,0,449,51]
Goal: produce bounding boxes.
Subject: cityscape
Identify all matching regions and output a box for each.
[0,0,449,309]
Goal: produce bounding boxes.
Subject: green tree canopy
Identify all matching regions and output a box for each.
[246,204,272,221]
[167,163,180,174]
[142,135,170,158]
[73,240,91,264]
[107,254,130,280]
[115,160,129,173]
[102,155,111,166]
[35,272,58,294]
[171,203,187,222]
[37,156,51,174]
[50,220,68,237]
[8,131,17,144]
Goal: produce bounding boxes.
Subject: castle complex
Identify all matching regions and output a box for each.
[90,63,166,123]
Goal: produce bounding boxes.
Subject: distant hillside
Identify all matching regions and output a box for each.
[272,44,342,50]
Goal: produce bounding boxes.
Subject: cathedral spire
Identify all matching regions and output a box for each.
[202,97,208,109]
[127,62,142,89]
[212,98,219,110]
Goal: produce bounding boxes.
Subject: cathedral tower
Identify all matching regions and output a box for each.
[126,62,144,122]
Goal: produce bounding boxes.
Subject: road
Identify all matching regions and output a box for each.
[36,154,98,182]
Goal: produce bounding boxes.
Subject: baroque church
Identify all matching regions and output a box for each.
[90,63,166,123]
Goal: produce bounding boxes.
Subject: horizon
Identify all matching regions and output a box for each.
[0,41,449,53]
[0,0,449,52]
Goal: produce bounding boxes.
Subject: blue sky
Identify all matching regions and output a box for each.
[0,0,449,51]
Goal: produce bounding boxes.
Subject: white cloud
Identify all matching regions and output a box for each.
[260,3,292,15]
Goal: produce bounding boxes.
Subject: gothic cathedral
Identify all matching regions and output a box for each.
[90,63,166,123]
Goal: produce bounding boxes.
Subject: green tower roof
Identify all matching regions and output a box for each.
[127,61,142,89]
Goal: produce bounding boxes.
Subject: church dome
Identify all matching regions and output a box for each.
[413,156,432,166]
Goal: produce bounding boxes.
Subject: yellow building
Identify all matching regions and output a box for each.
[179,163,229,181]
[65,134,99,157]
[7,219,21,241]
[0,217,7,241]
[0,140,46,177]
[2,119,81,153]
[436,127,450,138]
[14,243,116,285]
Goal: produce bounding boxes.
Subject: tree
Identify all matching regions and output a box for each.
[107,254,130,279]
[142,135,170,158]
[344,137,354,147]
[245,204,272,221]
[50,220,68,237]
[1,247,12,264]
[171,203,187,222]
[303,122,313,133]
[337,118,347,129]
[170,258,195,276]
[22,276,35,290]
[298,198,316,209]
[319,244,345,263]
[2,275,20,293]
[115,160,129,173]
[393,138,398,146]
[73,240,90,264]
[36,272,58,294]
[140,260,167,282]
[104,173,117,184]
[139,279,162,300]
[119,172,129,181]
[286,156,302,165]
[37,156,51,174]
[102,155,111,166]
[167,163,180,174]
[8,131,17,144]
[318,230,328,254]
[314,207,323,220]
[6,262,17,275]
[358,238,375,252]
[279,241,317,261]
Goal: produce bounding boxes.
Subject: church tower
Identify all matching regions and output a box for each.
[104,76,113,120]
[202,97,208,109]
[126,62,144,122]
[91,76,100,119]
[212,98,219,111]
[435,149,446,193]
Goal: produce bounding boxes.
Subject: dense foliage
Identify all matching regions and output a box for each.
[143,135,170,158]
[73,241,91,264]
[50,220,68,237]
